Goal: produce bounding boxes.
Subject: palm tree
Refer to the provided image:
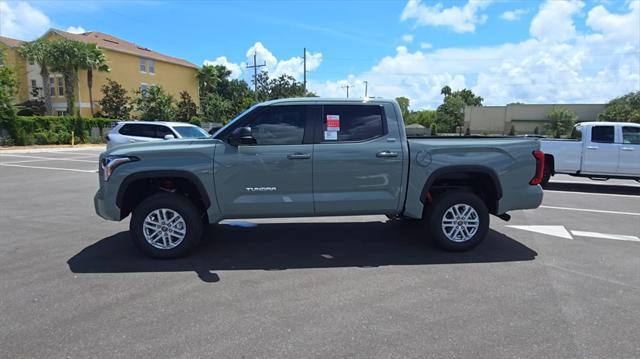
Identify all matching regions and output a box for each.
[83,43,109,116]
[48,39,86,116]
[18,40,53,115]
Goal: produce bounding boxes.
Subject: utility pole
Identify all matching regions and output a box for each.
[341,84,350,98]
[247,51,266,101]
[363,81,368,98]
[303,47,307,93]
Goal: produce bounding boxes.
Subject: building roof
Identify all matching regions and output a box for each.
[46,29,198,69]
[0,35,25,48]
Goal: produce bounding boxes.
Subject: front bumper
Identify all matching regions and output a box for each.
[94,186,122,221]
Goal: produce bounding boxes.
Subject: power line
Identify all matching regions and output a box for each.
[247,52,266,101]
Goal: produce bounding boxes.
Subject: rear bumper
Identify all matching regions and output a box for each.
[94,187,122,221]
[497,185,544,214]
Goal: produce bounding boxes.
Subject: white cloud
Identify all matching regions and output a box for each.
[65,26,86,34]
[0,1,50,40]
[530,0,584,42]
[400,0,493,33]
[206,42,323,83]
[203,56,244,79]
[310,0,639,109]
[420,42,432,49]
[401,34,414,43]
[500,8,527,21]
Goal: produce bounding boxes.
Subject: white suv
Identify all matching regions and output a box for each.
[106,121,210,150]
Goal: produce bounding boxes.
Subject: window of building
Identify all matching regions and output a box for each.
[322,105,384,142]
[57,78,64,96]
[591,126,615,144]
[31,80,37,91]
[50,77,55,96]
[139,58,146,72]
[622,127,640,145]
[244,106,307,145]
[140,83,148,93]
[148,60,155,74]
[56,110,67,116]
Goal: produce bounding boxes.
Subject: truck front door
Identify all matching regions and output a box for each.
[582,125,619,174]
[214,105,318,218]
[312,104,404,216]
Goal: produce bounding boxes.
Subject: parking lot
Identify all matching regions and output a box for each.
[1,146,639,358]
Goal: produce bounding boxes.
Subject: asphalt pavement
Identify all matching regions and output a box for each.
[1,147,639,358]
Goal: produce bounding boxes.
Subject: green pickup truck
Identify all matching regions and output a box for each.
[95,98,544,258]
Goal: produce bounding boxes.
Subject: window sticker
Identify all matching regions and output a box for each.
[324,130,338,141]
[326,115,340,131]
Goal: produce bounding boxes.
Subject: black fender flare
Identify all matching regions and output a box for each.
[419,165,503,204]
[116,170,211,209]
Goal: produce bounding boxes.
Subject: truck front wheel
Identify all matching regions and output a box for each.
[130,193,203,258]
[424,192,489,252]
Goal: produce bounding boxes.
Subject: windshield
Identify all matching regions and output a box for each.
[172,126,210,139]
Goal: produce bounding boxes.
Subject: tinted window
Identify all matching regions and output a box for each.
[173,126,209,139]
[322,105,384,142]
[245,106,306,145]
[591,126,614,143]
[119,124,155,138]
[622,126,640,145]
[156,125,175,139]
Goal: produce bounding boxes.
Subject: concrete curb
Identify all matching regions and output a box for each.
[0,145,105,154]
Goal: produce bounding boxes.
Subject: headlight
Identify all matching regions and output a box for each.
[101,155,138,181]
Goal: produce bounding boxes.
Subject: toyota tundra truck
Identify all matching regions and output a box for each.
[95,98,544,258]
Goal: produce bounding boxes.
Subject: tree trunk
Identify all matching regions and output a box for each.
[63,72,76,116]
[40,66,52,115]
[87,69,94,116]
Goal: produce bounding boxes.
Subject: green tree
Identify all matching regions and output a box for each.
[18,40,53,115]
[48,39,87,116]
[83,43,110,116]
[599,91,640,123]
[544,106,577,138]
[98,78,132,119]
[0,66,18,137]
[436,86,483,133]
[396,96,410,121]
[175,91,198,121]
[201,92,233,124]
[133,85,175,120]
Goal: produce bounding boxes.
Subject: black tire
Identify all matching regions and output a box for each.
[541,163,552,187]
[424,191,489,252]
[130,192,203,259]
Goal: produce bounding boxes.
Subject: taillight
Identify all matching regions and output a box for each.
[530,150,545,185]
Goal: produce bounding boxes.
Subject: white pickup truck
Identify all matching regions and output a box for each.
[539,122,640,185]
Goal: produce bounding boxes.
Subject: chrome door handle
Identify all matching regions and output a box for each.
[586,146,598,150]
[621,147,634,151]
[287,153,311,160]
[376,151,399,158]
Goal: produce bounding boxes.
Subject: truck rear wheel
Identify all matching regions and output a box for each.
[424,192,489,252]
[130,193,203,259]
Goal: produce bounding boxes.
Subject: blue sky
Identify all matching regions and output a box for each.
[1,0,639,108]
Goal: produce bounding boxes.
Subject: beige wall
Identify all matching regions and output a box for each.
[465,103,606,135]
[1,44,29,104]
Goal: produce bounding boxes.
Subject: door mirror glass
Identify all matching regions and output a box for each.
[228,126,257,146]
[163,134,175,140]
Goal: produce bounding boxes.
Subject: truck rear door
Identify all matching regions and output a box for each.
[581,124,619,174]
[618,125,640,175]
[312,104,404,216]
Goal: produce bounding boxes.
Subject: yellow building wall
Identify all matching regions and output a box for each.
[43,32,199,118]
[75,48,199,118]
[1,44,29,104]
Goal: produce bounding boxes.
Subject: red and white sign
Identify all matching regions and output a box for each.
[326,115,340,131]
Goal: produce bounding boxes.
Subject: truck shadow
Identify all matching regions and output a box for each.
[67,221,537,283]
[545,181,640,196]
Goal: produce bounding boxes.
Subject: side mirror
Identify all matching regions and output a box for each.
[228,126,256,146]
[163,134,175,140]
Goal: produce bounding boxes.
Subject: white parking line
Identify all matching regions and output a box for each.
[551,179,640,187]
[544,190,639,198]
[571,231,640,242]
[0,154,96,163]
[0,163,96,173]
[540,205,640,216]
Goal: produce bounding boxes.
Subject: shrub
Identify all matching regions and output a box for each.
[12,116,115,145]
[189,116,202,127]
